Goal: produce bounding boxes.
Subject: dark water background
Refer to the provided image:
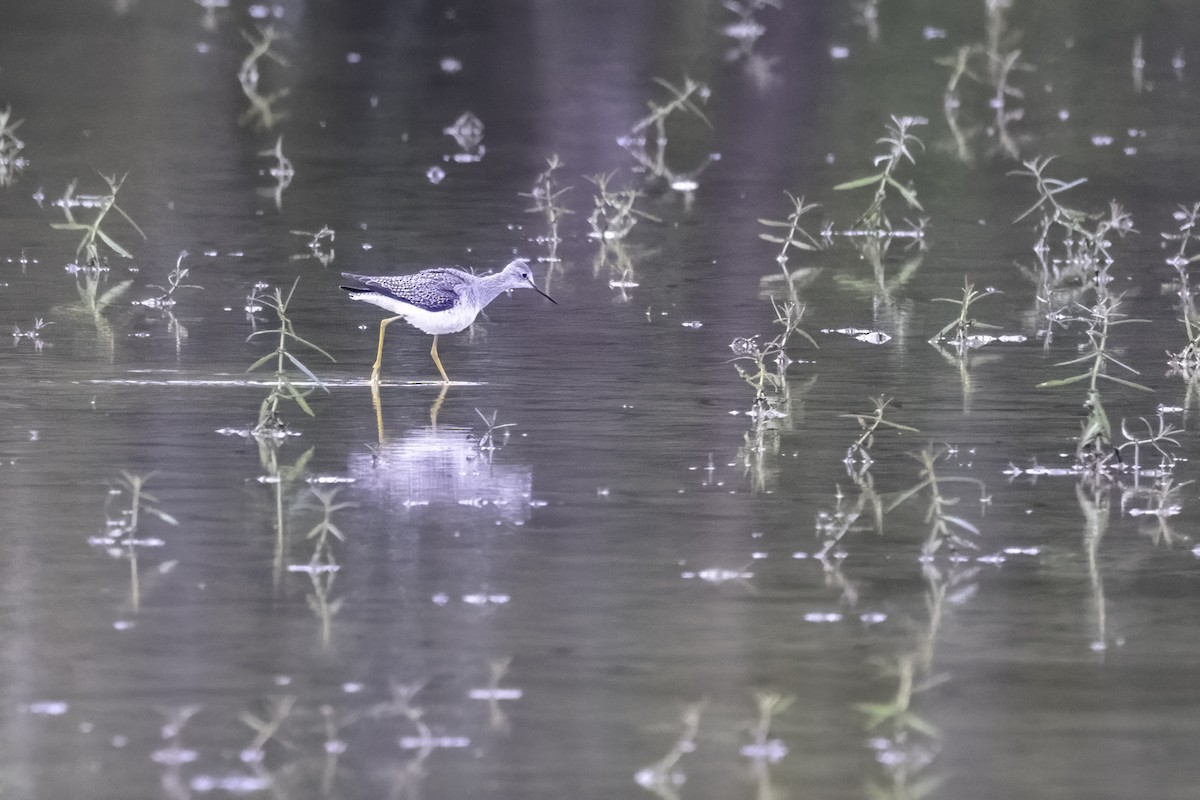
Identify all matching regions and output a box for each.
[1,1,1199,798]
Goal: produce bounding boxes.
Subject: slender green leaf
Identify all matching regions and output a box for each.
[833,173,884,191]
[1098,373,1153,392]
[96,227,133,258]
[1037,373,1090,388]
[246,351,278,374]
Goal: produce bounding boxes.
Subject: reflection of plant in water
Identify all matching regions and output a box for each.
[292,487,354,649]
[246,279,336,437]
[97,471,179,612]
[290,225,335,267]
[238,27,289,130]
[741,691,791,800]
[239,695,296,764]
[857,447,983,799]
[0,106,28,187]
[521,155,571,285]
[1076,480,1112,653]
[258,136,294,210]
[634,699,706,800]
[937,0,1030,161]
[720,0,781,88]
[618,77,718,194]
[889,447,986,563]
[857,653,944,795]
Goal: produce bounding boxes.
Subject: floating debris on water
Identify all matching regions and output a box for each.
[24,701,68,716]
[426,166,445,184]
[804,612,843,623]
[681,320,702,328]
[440,57,462,74]
[191,775,273,794]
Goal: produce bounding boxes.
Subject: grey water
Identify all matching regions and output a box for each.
[1,1,1199,798]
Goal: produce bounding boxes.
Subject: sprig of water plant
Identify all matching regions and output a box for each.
[1163,203,1200,379]
[929,279,1003,351]
[12,317,52,350]
[1117,414,1182,478]
[474,408,516,455]
[246,279,336,436]
[586,171,659,241]
[759,193,824,281]
[51,173,145,265]
[290,225,335,266]
[840,395,919,466]
[833,115,926,233]
[1038,296,1150,394]
[143,250,202,310]
[0,106,28,187]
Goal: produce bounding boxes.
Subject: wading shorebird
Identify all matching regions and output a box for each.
[340,259,556,385]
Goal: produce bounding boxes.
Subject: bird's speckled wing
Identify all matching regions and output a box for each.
[340,268,469,313]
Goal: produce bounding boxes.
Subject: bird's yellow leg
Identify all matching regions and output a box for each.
[430,334,451,384]
[371,316,402,385]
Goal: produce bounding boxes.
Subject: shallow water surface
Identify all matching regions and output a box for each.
[1,1,1200,798]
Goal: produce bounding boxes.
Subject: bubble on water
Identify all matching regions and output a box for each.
[426,166,445,184]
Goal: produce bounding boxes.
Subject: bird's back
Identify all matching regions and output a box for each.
[340,268,472,313]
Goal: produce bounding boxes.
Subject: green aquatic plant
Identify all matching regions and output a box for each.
[290,225,335,266]
[586,171,658,242]
[929,279,1003,352]
[247,278,336,436]
[0,105,28,187]
[840,395,919,466]
[51,172,145,265]
[759,193,824,291]
[1038,296,1150,394]
[834,115,926,233]
[1164,203,1200,380]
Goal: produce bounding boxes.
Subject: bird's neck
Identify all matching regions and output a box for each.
[474,271,516,304]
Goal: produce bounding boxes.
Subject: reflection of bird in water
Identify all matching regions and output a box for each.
[348,427,534,525]
[341,259,556,385]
